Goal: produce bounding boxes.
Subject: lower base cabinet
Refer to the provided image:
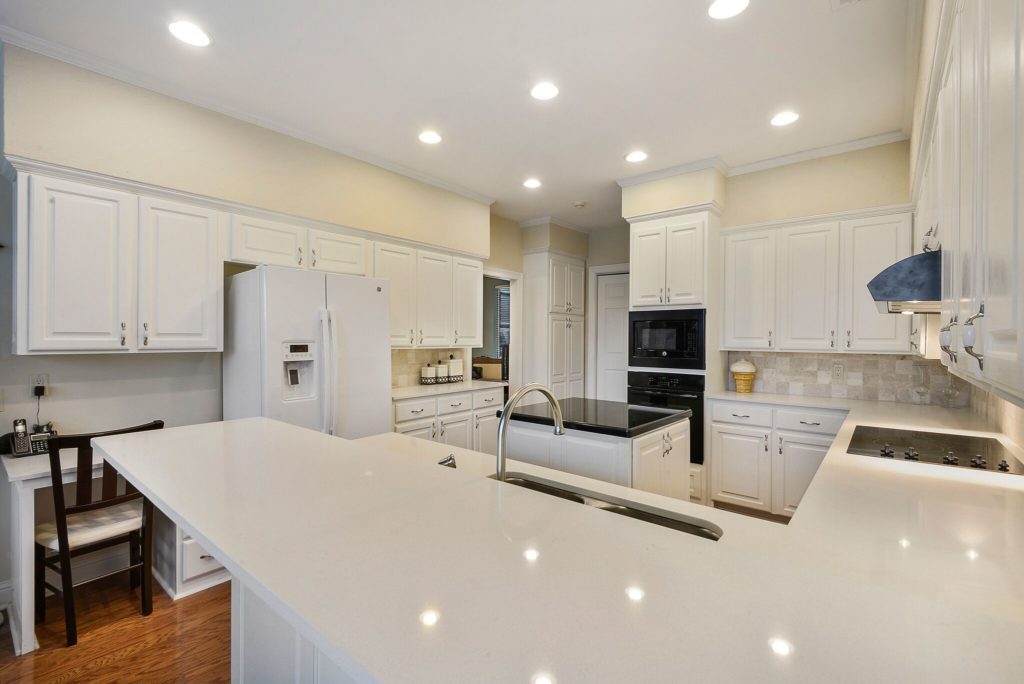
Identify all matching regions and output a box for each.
[710,424,773,513]
[632,422,691,500]
[393,387,503,455]
[773,431,831,516]
[438,411,473,449]
[153,507,229,599]
[507,422,632,486]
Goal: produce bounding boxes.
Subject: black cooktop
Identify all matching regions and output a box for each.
[847,425,1024,475]
[498,398,692,438]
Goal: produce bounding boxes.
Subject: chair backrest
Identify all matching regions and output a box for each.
[46,420,165,518]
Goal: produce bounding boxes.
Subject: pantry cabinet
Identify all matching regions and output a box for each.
[722,230,776,349]
[546,316,585,401]
[230,215,307,267]
[138,197,222,350]
[629,212,708,308]
[524,252,586,397]
[24,175,137,352]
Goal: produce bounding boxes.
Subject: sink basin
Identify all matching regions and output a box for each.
[490,472,723,541]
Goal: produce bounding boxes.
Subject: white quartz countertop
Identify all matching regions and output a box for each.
[94,410,1024,682]
[391,379,507,400]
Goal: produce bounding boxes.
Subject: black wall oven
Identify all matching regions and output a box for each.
[628,309,705,370]
[627,371,704,465]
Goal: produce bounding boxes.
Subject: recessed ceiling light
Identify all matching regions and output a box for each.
[523,548,540,562]
[708,0,750,19]
[419,610,440,626]
[769,638,793,656]
[626,586,645,602]
[523,178,542,189]
[532,674,555,684]
[771,111,800,126]
[168,21,211,47]
[530,82,559,100]
[625,150,648,163]
[966,549,979,561]
[418,130,442,144]
[898,538,911,549]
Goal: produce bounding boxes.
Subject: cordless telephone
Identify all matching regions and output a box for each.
[2,418,54,457]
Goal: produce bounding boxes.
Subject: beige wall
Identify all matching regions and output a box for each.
[621,166,725,219]
[721,141,911,227]
[485,214,523,273]
[3,46,491,255]
[588,226,629,266]
[520,219,588,259]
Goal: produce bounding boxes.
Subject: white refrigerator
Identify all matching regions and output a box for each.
[223,265,392,439]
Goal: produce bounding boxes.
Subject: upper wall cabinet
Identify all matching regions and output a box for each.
[548,255,586,314]
[230,215,307,268]
[416,251,455,347]
[309,229,369,276]
[15,174,224,354]
[138,198,223,350]
[452,257,483,347]
[722,230,776,349]
[24,175,138,352]
[374,242,418,346]
[629,212,708,308]
[776,223,839,351]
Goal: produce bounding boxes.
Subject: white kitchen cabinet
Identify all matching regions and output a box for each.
[772,430,830,517]
[838,215,913,352]
[138,198,223,351]
[452,257,484,347]
[776,223,840,351]
[153,508,229,600]
[629,212,708,308]
[309,229,368,276]
[629,222,666,307]
[24,175,137,352]
[230,215,307,268]
[632,421,691,499]
[474,408,500,456]
[545,255,585,314]
[505,423,555,468]
[395,417,437,441]
[548,315,569,399]
[722,230,776,349]
[524,252,587,394]
[567,262,586,315]
[689,464,706,504]
[709,423,772,513]
[416,251,454,347]
[438,411,473,449]
[562,433,631,486]
[374,242,418,347]
[633,429,667,494]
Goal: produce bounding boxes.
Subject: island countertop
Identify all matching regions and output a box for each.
[92,414,1024,682]
[500,397,692,437]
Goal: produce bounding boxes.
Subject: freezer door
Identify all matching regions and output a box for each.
[326,273,393,438]
[260,267,328,430]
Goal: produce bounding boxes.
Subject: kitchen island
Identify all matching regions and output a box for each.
[92,415,1024,682]
[501,397,693,498]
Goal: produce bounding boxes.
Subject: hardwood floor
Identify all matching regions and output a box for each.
[0,573,230,683]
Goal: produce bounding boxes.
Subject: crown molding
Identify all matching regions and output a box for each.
[616,157,728,188]
[624,201,722,223]
[0,27,495,206]
[719,202,914,235]
[519,216,554,228]
[727,131,909,177]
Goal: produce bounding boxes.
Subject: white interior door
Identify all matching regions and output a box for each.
[595,273,629,401]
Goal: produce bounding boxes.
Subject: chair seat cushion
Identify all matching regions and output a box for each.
[35,500,143,551]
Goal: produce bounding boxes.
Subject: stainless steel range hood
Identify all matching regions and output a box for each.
[866,250,942,314]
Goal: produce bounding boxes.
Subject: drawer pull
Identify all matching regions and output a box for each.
[450,402,462,407]
[732,413,750,418]
[484,397,495,402]
[410,408,425,414]
[199,554,213,560]
[799,421,821,426]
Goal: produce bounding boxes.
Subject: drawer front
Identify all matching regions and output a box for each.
[438,392,473,415]
[182,538,222,581]
[774,408,844,436]
[473,388,504,409]
[710,402,773,427]
[394,397,437,423]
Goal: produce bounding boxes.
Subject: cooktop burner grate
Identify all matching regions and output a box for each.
[847,425,1024,475]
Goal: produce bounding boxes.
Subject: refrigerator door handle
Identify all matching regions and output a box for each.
[327,308,339,436]
[320,309,332,434]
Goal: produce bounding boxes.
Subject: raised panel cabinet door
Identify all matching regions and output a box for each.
[710,423,772,513]
[549,258,570,313]
[562,434,629,486]
[416,250,454,347]
[632,429,666,495]
[662,422,692,500]
[506,424,554,468]
[309,230,367,275]
[567,262,586,315]
[665,217,706,305]
[138,198,222,351]
[980,0,1023,393]
[772,431,831,517]
[452,258,484,346]
[839,214,913,352]
[722,231,776,349]
[395,417,437,441]
[936,52,962,368]
[776,223,840,351]
[230,214,307,267]
[549,316,568,385]
[567,316,585,379]
[438,412,473,450]
[629,223,667,307]
[27,175,137,351]
[474,409,500,456]
[373,242,418,347]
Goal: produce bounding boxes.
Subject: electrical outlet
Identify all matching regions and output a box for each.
[832,363,846,383]
[31,373,50,388]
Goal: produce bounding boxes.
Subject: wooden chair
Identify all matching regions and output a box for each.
[35,420,165,646]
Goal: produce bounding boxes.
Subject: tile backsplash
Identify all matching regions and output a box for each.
[970,385,1024,445]
[726,351,971,407]
[392,348,469,387]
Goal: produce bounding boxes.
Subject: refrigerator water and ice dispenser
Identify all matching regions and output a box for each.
[282,342,316,401]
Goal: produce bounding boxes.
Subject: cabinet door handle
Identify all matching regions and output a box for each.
[410,329,415,345]
[830,330,835,348]
[297,246,304,265]
[962,304,985,369]
[142,321,149,346]
[799,421,821,426]
[666,287,671,299]
[764,434,769,452]
[779,435,783,455]
[431,422,437,439]
[846,330,851,348]
[120,321,126,346]
[659,287,663,304]
[440,421,446,437]
[419,329,424,345]
[475,416,480,429]
[768,330,772,348]
[311,248,318,267]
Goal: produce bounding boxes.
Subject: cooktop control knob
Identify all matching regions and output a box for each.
[998,460,1011,472]
[880,444,895,458]
[969,455,987,469]
[942,451,959,465]
[904,447,919,461]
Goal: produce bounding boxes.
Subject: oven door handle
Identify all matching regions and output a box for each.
[630,389,701,400]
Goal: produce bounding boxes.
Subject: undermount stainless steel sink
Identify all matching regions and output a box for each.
[490,472,723,542]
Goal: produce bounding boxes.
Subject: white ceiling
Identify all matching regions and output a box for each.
[0,0,917,231]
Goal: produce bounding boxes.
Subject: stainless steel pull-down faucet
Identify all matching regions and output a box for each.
[495,384,565,481]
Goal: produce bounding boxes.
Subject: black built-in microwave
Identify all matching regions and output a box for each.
[628,309,705,370]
